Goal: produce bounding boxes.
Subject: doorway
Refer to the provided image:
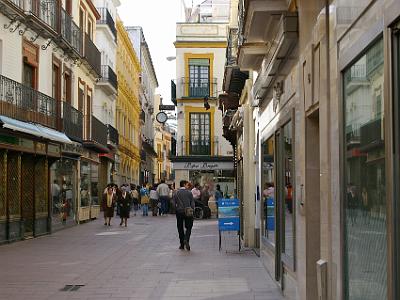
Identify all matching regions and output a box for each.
[21,155,35,238]
[305,110,320,300]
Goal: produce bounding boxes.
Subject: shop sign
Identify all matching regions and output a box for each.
[35,142,46,155]
[173,161,234,170]
[159,105,175,111]
[218,198,240,231]
[47,143,61,156]
[62,143,83,156]
[99,152,115,161]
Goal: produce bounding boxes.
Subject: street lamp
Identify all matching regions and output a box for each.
[166,56,176,61]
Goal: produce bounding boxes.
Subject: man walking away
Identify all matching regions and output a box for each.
[157,179,170,215]
[149,185,159,216]
[173,180,195,251]
[130,184,139,216]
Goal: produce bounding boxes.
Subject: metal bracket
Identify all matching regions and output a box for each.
[30,32,41,42]
[9,21,21,33]
[4,16,18,29]
[41,38,52,50]
[19,26,28,36]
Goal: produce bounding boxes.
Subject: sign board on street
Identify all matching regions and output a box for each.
[173,161,234,171]
[218,198,240,231]
[159,105,175,111]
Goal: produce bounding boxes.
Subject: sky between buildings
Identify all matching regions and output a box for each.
[118,0,195,105]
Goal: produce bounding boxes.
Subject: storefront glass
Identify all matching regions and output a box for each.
[80,161,90,207]
[91,163,99,205]
[343,38,386,300]
[282,121,294,259]
[261,137,275,245]
[50,158,77,225]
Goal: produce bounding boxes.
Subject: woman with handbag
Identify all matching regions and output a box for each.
[173,180,195,251]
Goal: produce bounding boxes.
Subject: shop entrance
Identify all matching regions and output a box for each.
[305,110,320,300]
[21,154,35,238]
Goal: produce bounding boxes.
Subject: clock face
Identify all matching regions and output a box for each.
[156,112,168,124]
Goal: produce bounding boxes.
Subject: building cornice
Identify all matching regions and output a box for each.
[174,41,228,48]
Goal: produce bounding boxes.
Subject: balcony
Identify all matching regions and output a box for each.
[360,119,384,151]
[59,8,83,58]
[171,80,176,105]
[62,101,83,142]
[24,0,59,35]
[106,124,119,147]
[82,115,108,152]
[178,77,217,99]
[97,7,117,42]
[0,74,57,129]
[83,33,101,77]
[180,136,219,156]
[99,65,118,94]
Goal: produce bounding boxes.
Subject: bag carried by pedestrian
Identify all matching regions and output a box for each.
[176,191,193,217]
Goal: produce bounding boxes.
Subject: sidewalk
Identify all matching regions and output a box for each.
[0,214,283,300]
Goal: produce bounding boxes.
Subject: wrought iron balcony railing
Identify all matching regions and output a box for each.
[97,7,117,41]
[179,77,217,99]
[60,7,83,56]
[238,0,245,47]
[0,74,57,129]
[83,33,101,76]
[140,109,146,122]
[171,80,176,105]
[26,0,59,32]
[106,124,119,146]
[62,101,83,141]
[180,136,219,156]
[226,28,239,66]
[91,115,107,147]
[100,65,118,90]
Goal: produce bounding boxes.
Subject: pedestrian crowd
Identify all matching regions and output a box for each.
[101,180,226,251]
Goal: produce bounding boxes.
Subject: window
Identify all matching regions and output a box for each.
[343,38,386,300]
[63,70,72,104]
[282,121,294,259]
[65,0,72,15]
[188,58,210,97]
[87,19,93,39]
[189,112,211,155]
[78,86,84,112]
[52,62,61,100]
[261,136,275,245]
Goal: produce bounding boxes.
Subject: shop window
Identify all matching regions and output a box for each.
[189,112,211,155]
[261,136,275,245]
[80,161,90,207]
[343,37,386,300]
[282,121,294,259]
[0,151,5,218]
[90,164,99,205]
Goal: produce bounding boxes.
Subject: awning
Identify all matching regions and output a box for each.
[0,116,73,144]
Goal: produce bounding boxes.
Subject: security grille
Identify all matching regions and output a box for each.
[7,153,20,216]
[21,156,34,236]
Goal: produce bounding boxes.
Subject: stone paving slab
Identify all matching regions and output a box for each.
[0,214,283,300]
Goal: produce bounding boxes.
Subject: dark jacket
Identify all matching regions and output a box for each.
[102,193,116,218]
[118,192,132,218]
[173,188,195,213]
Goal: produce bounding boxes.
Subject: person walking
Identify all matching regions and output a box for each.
[157,179,170,215]
[130,184,139,216]
[118,186,132,227]
[173,180,195,251]
[150,185,159,216]
[191,183,201,202]
[140,183,150,216]
[102,185,116,226]
[200,184,210,207]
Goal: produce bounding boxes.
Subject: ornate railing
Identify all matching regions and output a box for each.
[91,115,107,147]
[60,7,82,55]
[100,65,118,90]
[180,136,219,156]
[0,74,57,129]
[26,0,59,31]
[179,77,217,98]
[62,101,83,141]
[107,124,119,145]
[226,28,239,66]
[84,33,101,76]
[97,7,117,41]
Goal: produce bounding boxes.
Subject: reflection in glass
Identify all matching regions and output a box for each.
[283,122,294,258]
[262,137,275,245]
[80,161,90,207]
[343,38,386,300]
[91,164,99,205]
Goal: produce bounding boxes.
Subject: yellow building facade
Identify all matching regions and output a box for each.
[116,20,141,185]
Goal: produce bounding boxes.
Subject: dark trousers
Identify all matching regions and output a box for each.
[176,212,193,245]
[160,196,169,215]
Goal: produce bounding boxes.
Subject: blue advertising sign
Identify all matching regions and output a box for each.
[218,198,240,232]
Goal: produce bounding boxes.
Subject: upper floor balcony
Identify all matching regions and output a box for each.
[176,77,217,99]
[106,123,119,147]
[140,109,146,123]
[83,114,108,152]
[83,33,102,77]
[0,74,58,129]
[62,101,83,142]
[1,0,82,59]
[96,7,117,42]
[178,136,219,156]
[99,65,118,94]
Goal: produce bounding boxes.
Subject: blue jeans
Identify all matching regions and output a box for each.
[142,204,149,216]
[160,196,169,215]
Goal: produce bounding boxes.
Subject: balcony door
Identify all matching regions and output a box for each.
[189,58,210,97]
[189,112,211,155]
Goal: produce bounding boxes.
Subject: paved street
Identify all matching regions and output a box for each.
[0,215,283,300]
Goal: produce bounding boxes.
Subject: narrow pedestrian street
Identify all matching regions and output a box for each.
[0,215,283,300]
